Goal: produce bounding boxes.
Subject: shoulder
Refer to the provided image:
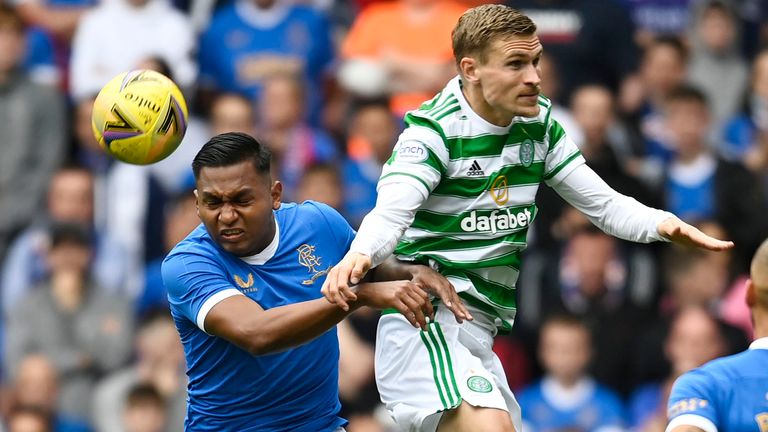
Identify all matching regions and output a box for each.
[162,226,221,278]
[208,3,240,29]
[288,4,327,23]
[287,201,349,231]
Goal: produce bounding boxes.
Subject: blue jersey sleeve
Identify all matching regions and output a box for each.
[162,251,242,332]
[667,368,720,430]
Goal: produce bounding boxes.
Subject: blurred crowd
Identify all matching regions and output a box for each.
[0,0,768,431]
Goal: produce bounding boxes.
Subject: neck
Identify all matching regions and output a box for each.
[753,309,768,340]
[461,84,513,127]
[553,374,581,389]
[676,148,705,164]
[51,271,85,312]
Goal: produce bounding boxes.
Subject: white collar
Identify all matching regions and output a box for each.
[235,0,290,29]
[749,337,768,350]
[239,218,279,265]
[540,376,595,410]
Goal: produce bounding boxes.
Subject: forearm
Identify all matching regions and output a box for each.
[553,164,673,243]
[350,182,424,267]
[232,297,355,356]
[369,256,422,282]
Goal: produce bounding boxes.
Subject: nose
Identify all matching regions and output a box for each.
[218,203,238,225]
[524,63,541,87]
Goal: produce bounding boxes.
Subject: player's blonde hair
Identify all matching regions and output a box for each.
[751,238,768,308]
[452,5,537,68]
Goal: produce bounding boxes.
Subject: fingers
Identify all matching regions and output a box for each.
[661,218,735,252]
[430,280,472,323]
[350,258,371,285]
[688,228,734,251]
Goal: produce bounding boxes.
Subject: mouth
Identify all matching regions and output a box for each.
[219,228,245,241]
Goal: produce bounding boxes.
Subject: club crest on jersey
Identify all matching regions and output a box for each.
[395,141,428,163]
[467,376,492,393]
[297,244,331,285]
[520,139,534,167]
[234,273,256,293]
[490,175,509,206]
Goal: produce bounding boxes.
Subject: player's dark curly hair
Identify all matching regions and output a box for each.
[192,132,271,179]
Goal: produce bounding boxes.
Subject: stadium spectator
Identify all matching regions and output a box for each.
[629,306,725,431]
[295,163,343,210]
[666,237,768,431]
[721,48,768,173]
[93,311,185,432]
[258,73,338,199]
[619,36,689,186]
[7,355,92,432]
[1,165,129,318]
[631,246,749,388]
[508,0,639,104]
[4,223,133,422]
[136,181,199,317]
[661,84,768,270]
[341,99,399,227]
[687,0,748,131]
[7,405,53,432]
[121,384,167,432]
[0,5,66,261]
[209,93,256,136]
[518,315,627,431]
[68,0,196,101]
[537,52,582,146]
[198,0,334,125]
[338,0,466,116]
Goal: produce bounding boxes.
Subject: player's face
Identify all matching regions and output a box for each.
[464,35,543,123]
[195,160,282,257]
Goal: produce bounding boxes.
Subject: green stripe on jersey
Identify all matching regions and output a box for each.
[547,121,566,151]
[396,242,523,270]
[442,268,517,309]
[443,123,547,160]
[543,150,582,180]
[433,162,544,197]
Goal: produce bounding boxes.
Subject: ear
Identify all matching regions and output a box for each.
[746,278,757,308]
[459,56,480,85]
[193,189,200,216]
[271,181,283,210]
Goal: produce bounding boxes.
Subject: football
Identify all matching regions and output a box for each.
[91,69,188,165]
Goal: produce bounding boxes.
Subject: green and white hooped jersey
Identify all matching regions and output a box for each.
[380,76,585,330]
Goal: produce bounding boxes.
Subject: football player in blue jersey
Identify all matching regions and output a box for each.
[666,237,768,432]
[161,132,464,431]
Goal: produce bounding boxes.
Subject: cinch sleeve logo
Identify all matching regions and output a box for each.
[395,141,429,163]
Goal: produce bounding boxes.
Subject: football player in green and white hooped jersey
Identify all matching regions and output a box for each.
[322,5,734,432]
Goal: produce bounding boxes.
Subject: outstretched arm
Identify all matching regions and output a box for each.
[552,163,733,250]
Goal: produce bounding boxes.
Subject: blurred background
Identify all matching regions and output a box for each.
[0,0,767,431]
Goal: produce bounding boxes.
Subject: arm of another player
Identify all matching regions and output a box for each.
[665,369,720,432]
[552,163,733,251]
[321,181,427,310]
[370,256,472,322]
[205,280,434,355]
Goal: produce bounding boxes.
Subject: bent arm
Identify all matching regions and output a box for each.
[204,295,351,356]
[551,163,673,243]
[204,280,429,355]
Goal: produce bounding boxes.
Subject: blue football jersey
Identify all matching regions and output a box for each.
[667,338,768,432]
[162,201,354,431]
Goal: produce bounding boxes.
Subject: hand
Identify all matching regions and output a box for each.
[657,217,734,251]
[356,281,434,329]
[410,266,472,323]
[321,252,372,311]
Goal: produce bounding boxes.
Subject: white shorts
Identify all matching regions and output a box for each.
[374,304,522,432]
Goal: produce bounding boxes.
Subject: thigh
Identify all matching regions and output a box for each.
[437,402,517,432]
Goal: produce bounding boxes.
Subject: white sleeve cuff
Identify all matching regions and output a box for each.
[196,289,244,333]
[665,414,718,432]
